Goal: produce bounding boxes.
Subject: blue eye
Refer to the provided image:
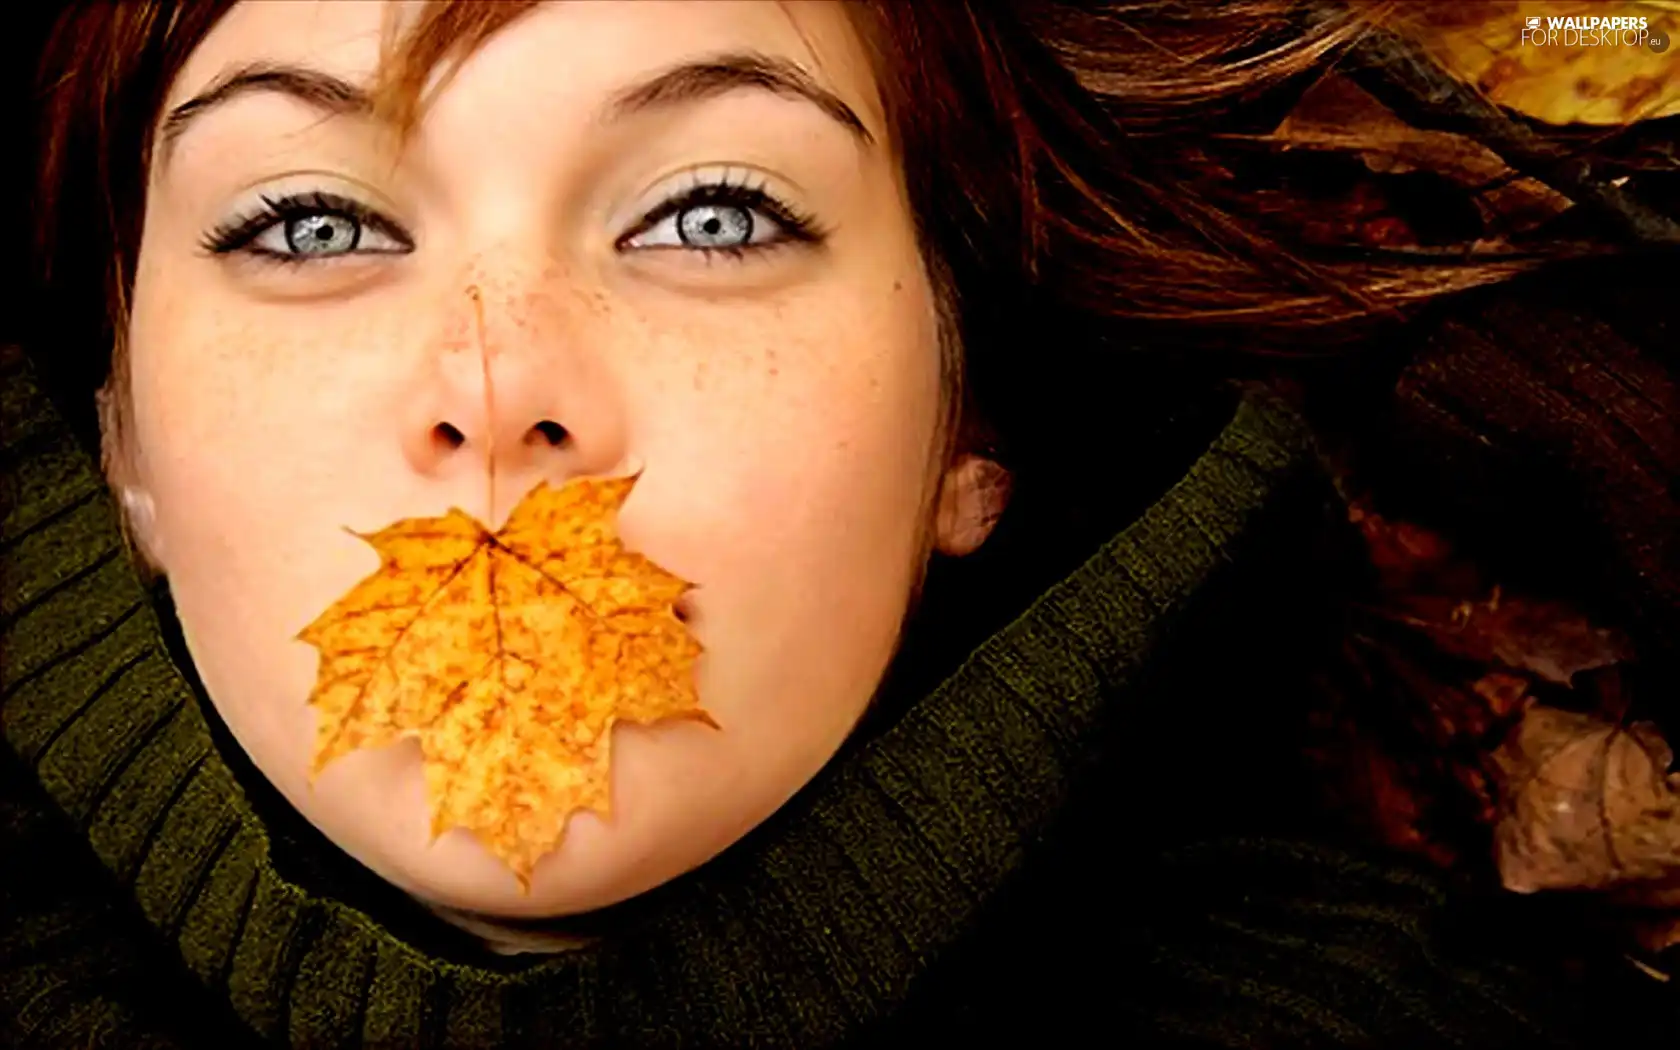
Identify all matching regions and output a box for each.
[681,204,755,247]
[618,179,822,259]
[627,201,764,252]
[201,191,412,264]
[275,212,361,255]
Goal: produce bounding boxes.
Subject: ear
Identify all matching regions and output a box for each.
[118,486,165,569]
[933,454,1012,557]
[97,380,166,573]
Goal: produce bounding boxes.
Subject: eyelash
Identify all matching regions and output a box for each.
[198,191,408,266]
[198,175,826,268]
[615,171,824,260]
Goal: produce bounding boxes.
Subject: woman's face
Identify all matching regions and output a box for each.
[123,0,1002,916]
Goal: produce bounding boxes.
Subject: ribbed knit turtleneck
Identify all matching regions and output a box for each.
[1,341,1586,1049]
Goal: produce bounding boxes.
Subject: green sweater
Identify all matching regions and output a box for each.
[0,342,1584,1048]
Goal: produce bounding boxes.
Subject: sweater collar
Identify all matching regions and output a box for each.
[2,344,1322,1047]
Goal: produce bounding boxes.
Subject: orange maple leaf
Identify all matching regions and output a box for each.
[297,473,714,889]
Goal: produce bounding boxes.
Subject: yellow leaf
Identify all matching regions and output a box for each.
[298,474,713,890]
[1388,1,1680,125]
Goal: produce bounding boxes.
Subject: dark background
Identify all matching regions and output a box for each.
[3,5,70,349]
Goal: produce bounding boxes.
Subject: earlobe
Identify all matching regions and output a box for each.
[118,486,166,569]
[933,455,1012,557]
[97,380,165,573]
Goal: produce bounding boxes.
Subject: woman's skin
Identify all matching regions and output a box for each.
[117,0,1010,917]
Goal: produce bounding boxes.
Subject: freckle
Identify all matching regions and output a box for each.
[766,347,778,378]
[569,287,607,317]
[892,280,902,292]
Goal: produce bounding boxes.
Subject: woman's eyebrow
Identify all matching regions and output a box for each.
[158,61,365,168]
[610,52,873,145]
[157,50,873,172]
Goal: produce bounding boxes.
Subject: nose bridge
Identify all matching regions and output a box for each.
[443,248,563,362]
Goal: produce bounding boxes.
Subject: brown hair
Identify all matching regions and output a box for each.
[27,1,1593,545]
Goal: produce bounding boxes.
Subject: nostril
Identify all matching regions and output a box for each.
[529,420,569,447]
[433,422,466,450]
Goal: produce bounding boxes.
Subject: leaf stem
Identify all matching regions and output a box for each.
[467,283,496,526]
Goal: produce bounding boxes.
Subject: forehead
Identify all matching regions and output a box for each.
[164,0,885,130]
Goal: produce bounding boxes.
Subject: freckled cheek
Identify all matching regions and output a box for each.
[614,299,939,564]
[129,305,400,531]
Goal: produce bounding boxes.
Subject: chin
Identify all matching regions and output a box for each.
[378,810,647,920]
[300,717,740,920]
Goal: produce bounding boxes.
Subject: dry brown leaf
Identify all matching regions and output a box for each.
[1309,493,1644,876]
[1389,588,1635,686]
[1347,501,1472,593]
[1492,704,1680,894]
[1387,1,1680,125]
[298,474,714,889]
[1473,670,1535,718]
[1348,500,1633,684]
[1270,73,1573,232]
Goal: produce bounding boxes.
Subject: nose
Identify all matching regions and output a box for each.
[401,278,627,525]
